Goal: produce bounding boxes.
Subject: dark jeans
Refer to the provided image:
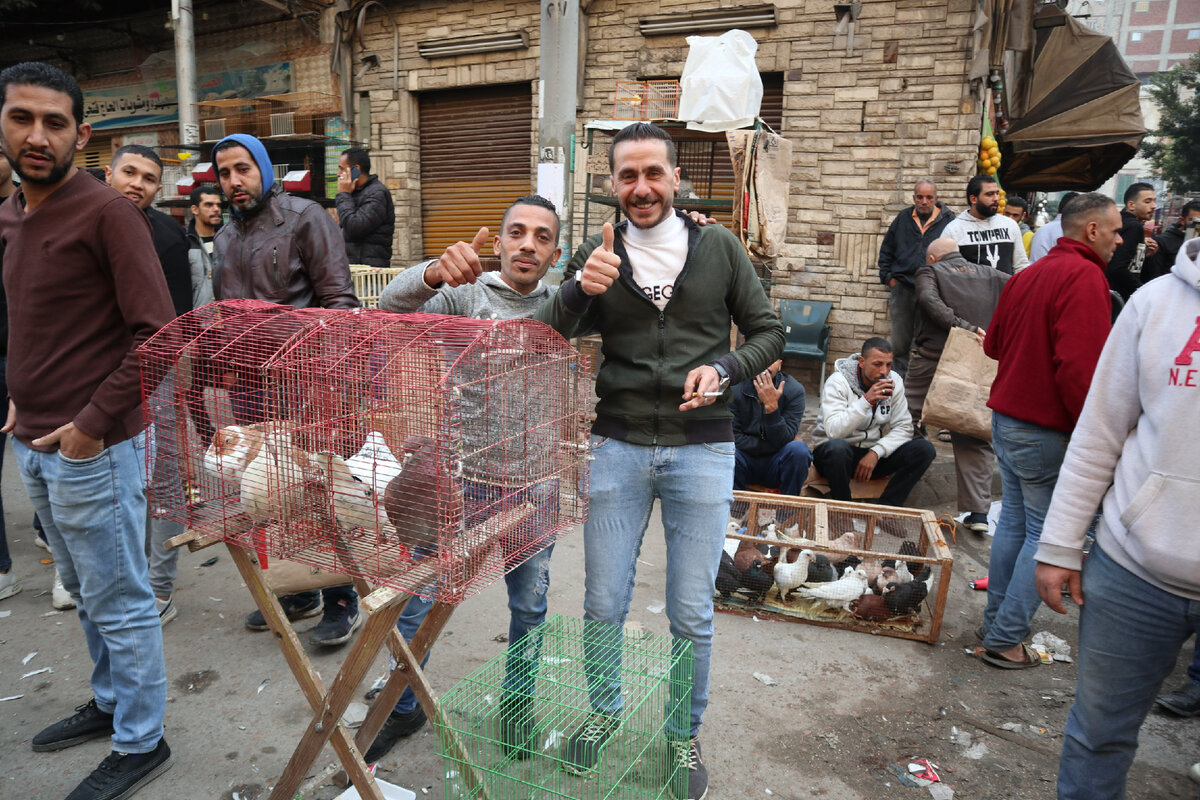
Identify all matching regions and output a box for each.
[887,282,916,378]
[734,441,813,496]
[812,437,936,507]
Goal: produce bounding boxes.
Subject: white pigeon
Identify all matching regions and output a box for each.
[797,566,870,613]
[344,430,404,495]
[773,548,814,603]
[239,426,311,526]
[205,424,268,483]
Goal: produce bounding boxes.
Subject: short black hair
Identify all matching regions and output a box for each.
[1182,200,1200,218]
[609,122,677,172]
[341,147,371,173]
[190,183,221,206]
[85,167,107,182]
[0,61,84,126]
[211,138,247,159]
[1123,182,1155,205]
[501,194,560,237]
[1062,192,1116,235]
[112,144,163,175]
[966,174,998,203]
[861,337,893,358]
[1058,191,1079,215]
[1005,195,1028,211]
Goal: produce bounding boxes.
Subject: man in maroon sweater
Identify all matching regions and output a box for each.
[0,61,175,800]
[974,192,1117,669]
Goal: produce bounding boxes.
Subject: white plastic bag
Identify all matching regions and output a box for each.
[677,30,763,132]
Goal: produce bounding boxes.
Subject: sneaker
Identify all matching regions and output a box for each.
[498,695,535,759]
[669,736,709,800]
[1190,762,1200,785]
[34,534,51,553]
[1155,681,1200,717]
[32,698,115,752]
[964,512,990,533]
[64,737,172,800]
[244,593,323,631]
[562,714,617,775]
[363,705,428,763]
[155,596,178,627]
[0,570,21,601]
[309,600,363,647]
[52,569,76,610]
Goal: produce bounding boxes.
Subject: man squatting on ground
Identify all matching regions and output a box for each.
[535,122,784,800]
[0,60,175,800]
[366,194,565,761]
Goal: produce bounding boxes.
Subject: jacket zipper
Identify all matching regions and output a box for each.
[652,309,666,444]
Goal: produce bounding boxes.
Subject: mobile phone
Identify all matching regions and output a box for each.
[350,166,360,180]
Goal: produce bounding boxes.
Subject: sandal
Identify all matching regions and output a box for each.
[976,644,1041,670]
[938,429,953,442]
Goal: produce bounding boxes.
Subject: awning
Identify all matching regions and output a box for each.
[997,6,1146,191]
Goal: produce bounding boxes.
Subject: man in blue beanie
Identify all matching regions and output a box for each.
[210,133,361,646]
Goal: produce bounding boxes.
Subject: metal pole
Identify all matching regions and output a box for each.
[173,0,200,148]
[538,0,580,274]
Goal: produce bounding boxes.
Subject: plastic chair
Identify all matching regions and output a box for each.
[779,299,832,393]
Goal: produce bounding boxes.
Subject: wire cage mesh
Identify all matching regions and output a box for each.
[437,615,694,800]
[138,299,590,604]
[717,492,953,643]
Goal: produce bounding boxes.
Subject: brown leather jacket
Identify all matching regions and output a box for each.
[214,184,358,309]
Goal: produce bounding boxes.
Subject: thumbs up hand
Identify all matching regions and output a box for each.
[427,226,489,288]
[578,223,621,297]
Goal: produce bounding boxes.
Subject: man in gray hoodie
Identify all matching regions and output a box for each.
[367,195,563,762]
[1034,235,1200,799]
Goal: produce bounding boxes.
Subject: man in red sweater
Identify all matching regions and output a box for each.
[0,61,175,799]
[973,192,1118,669]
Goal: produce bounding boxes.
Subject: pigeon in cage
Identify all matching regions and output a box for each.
[239,425,316,526]
[806,553,838,584]
[773,548,813,603]
[797,566,870,613]
[882,565,933,616]
[898,540,924,577]
[715,551,742,598]
[204,423,273,482]
[742,559,775,604]
[383,435,463,555]
[733,537,770,574]
[825,530,864,563]
[345,430,404,493]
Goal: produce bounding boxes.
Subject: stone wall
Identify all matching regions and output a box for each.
[354,0,983,378]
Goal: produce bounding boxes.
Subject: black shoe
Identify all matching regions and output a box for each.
[64,737,172,800]
[1155,682,1200,717]
[244,593,324,631]
[669,736,709,800]
[363,706,428,763]
[498,696,536,759]
[964,512,990,533]
[309,600,363,647]
[561,714,617,775]
[32,699,115,752]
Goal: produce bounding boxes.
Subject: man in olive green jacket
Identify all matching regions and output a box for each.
[534,122,782,800]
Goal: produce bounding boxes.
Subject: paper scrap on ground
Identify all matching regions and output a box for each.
[22,652,36,665]
[22,667,52,679]
[753,672,777,686]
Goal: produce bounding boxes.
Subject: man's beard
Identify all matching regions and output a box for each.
[234,194,264,216]
[8,151,72,187]
[974,199,998,218]
[916,208,932,220]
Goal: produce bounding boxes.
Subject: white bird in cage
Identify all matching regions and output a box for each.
[205,424,272,482]
[797,566,870,613]
[239,426,313,526]
[345,430,404,493]
[773,548,814,603]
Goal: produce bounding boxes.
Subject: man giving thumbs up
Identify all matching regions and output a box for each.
[534,122,783,800]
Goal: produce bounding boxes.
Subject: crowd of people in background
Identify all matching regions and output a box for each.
[0,55,1197,800]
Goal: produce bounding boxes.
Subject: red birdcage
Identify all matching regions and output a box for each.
[139,299,589,604]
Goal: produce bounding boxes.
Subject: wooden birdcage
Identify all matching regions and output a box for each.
[139,299,590,605]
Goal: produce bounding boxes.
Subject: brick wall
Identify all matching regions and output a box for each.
[354,0,981,378]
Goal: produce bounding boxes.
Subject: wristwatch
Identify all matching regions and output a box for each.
[710,362,731,392]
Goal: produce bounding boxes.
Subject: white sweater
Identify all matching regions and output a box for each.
[1036,237,1200,600]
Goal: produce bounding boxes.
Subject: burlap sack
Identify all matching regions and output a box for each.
[921,327,997,441]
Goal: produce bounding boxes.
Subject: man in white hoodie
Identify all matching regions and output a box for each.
[943,174,1030,275]
[811,337,936,506]
[1034,235,1200,800]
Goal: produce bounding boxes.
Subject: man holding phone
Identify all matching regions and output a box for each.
[811,337,935,506]
[336,147,394,268]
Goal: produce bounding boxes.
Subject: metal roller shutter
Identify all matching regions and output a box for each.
[418,84,533,260]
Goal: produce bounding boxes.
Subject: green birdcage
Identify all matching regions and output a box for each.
[436,615,694,800]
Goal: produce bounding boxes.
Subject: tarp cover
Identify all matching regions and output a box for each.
[998,6,1146,191]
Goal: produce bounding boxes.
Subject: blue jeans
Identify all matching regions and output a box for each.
[0,356,9,572]
[982,413,1070,652]
[14,435,166,753]
[734,440,812,496]
[583,437,733,738]
[393,480,558,714]
[1057,544,1200,800]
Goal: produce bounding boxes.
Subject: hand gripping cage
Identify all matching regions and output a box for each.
[138,299,590,605]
